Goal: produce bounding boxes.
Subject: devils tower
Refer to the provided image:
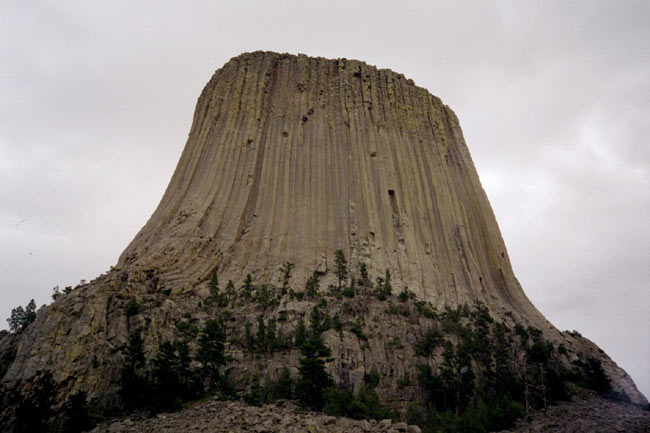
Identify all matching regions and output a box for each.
[1,52,647,431]
[119,51,539,322]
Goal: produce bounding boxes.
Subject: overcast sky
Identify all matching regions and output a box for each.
[1,0,648,398]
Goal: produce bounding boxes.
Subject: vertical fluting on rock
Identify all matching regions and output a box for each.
[118,51,541,322]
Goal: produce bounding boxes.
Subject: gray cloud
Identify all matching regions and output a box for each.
[1,0,648,398]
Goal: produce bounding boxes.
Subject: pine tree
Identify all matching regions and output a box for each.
[295,335,333,410]
[266,318,277,353]
[305,271,320,297]
[309,306,323,338]
[383,269,392,296]
[242,274,253,300]
[63,390,93,433]
[197,319,228,389]
[224,280,236,306]
[15,371,57,433]
[209,269,219,300]
[176,340,193,397]
[245,373,264,406]
[256,317,266,353]
[334,249,348,289]
[358,263,371,294]
[273,366,293,400]
[295,317,307,347]
[151,341,181,411]
[120,332,148,410]
[7,299,37,332]
[281,262,295,293]
[245,320,255,352]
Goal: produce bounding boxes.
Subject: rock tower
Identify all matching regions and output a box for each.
[119,51,542,324]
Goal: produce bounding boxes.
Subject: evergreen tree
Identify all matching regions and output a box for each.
[358,263,371,294]
[342,278,356,298]
[244,373,264,406]
[281,262,295,293]
[24,299,37,324]
[245,320,255,352]
[175,340,194,397]
[374,270,392,300]
[7,299,37,332]
[151,340,182,411]
[209,269,219,300]
[224,280,236,306]
[15,371,56,433]
[242,274,254,300]
[334,249,348,290]
[197,319,228,389]
[294,317,307,347]
[305,270,320,297]
[273,366,294,400]
[383,269,392,296]
[309,306,325,338]
[266,318,278,353]
[7,306,25,332]
[295,335,333,410]
[295,305,335,410]
[120,332,148,410]
[256,317,266,353]
[62,390,93,433]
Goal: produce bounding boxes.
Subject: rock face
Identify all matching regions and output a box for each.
[1,52,647,416]
[119,51,541,325]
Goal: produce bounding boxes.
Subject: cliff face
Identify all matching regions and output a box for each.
[118,51,539,323]
[1,52,646,412]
